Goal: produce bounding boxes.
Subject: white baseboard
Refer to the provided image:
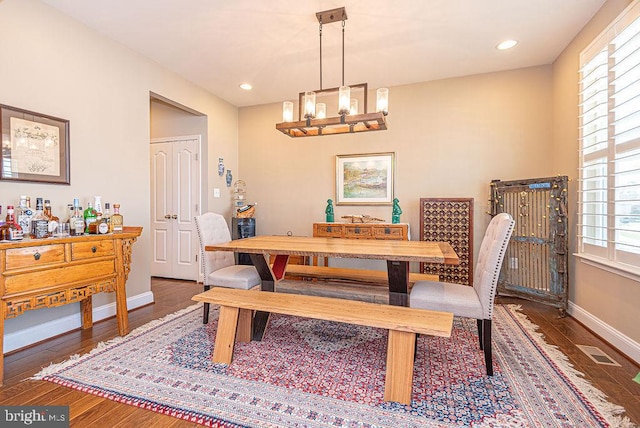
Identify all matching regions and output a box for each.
[568,302,640,365]
[4,291,155,354]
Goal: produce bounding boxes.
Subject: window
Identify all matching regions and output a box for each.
[578,1,640,270]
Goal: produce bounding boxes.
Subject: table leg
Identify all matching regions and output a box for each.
[249,253,276,292]
[80,297,93,329]
[0,305,4,386]
[387,260,410,306]
[115,240,130,336]
[249,253,290,340]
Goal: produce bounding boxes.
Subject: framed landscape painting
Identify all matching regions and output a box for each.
[0,104,70,184]
[336,152,395,205]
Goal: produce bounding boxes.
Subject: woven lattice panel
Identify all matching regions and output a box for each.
[420,198,473,286]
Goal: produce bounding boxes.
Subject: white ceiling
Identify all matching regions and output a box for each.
[40,0,606,108]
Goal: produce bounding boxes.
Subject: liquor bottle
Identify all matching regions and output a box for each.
[93,196,103,218]
[16,195,33,237]
[0,205,23,241]
[84,202,97,233]
[30,197,49,239]
[88,204,103,234]
[0,205,4,227]
[71,204,85,236]
[89,216,110,234]
[111,204,124,233]
[44,199,59,235]
[103,202,112,232]
[88,214,109,234]
[64,203,74,227]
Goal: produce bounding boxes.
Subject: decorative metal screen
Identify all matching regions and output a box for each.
[490,176,568,315]
[420,198,473,286]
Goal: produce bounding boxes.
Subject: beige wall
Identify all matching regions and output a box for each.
[0,0,237,347]
[239,65,555,264]
[552,0,639,356]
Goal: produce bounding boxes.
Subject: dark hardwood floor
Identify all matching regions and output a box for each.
[0,278,638,427]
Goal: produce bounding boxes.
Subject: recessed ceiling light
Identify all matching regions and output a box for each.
[496,40,518,50]
[239,83,252,90]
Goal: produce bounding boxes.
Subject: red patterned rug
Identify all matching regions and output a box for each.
[34,304,632,427]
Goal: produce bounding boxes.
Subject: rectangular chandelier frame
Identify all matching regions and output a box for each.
[276,83,387,138]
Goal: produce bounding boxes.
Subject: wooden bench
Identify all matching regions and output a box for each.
[283,264,439,287]
[192,288,453,405]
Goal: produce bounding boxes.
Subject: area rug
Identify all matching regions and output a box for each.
[33,304,632,427]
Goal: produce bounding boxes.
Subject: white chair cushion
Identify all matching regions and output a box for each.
[410,280,484,319]
[208,264,261,290]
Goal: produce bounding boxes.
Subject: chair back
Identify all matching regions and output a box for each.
[473,213,515,319]
[194,213,235,281]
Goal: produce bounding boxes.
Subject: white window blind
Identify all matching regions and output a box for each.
[578,0,640,269]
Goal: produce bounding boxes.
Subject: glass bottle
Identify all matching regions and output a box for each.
[17,195,33,237]
[64,203,74,227]
[103,202,112,233]
[30,197,49,239]
[111,204,123,233]
[44,199,59,235]
[0,205,23,241]
[0,205,4,227]
[93,196,103,218]
[84,202,97,233]
[71,205,85,236]
[88,214,109,234]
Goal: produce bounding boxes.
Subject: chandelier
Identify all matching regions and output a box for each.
[275,7,389,138]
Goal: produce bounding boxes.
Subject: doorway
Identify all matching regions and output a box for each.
[150,136,201,280]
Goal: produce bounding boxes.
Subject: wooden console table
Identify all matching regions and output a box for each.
[0,226,142,385]
[312,222,409,266]
[313,222,409,240]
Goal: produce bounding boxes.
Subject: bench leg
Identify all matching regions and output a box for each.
[236,308,253,343]
[384,330,416,405]
[212,305,240,365]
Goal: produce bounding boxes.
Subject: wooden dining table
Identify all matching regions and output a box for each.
[206,235,459,340]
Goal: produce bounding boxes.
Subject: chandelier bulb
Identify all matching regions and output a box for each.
[349,99,358,115]
[338,86,350,115]
[316,103,327,119]
[304,91,316,119]
[282,101,294,122]
[376,88,389,115]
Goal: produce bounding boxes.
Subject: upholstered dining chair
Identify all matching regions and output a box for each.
[410,212,515,375]
[194,212,261,324]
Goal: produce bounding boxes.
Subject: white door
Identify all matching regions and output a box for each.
[150,136,200,280]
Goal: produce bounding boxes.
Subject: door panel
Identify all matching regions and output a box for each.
[174,139,199,278]
[153,229,169,263]
[150,137,200,280]
[151,144,172,277]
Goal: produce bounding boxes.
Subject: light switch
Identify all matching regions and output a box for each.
[213,188,221,198]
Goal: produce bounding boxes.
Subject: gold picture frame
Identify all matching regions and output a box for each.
[0,104,70,184]
[336,152,395,205]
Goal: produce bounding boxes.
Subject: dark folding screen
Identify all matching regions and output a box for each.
[420,198,474,286]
